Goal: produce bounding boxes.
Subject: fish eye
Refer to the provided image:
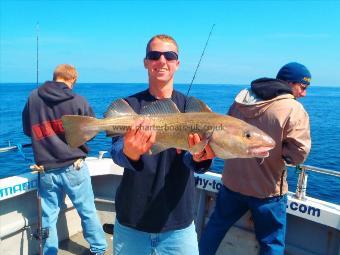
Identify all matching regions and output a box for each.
[244,131,252,139]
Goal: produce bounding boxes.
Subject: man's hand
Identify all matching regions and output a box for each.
[188,133,215,162]
[123,118,156,161]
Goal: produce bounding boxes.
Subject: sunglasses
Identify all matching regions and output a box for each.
[146,51,178,61]
[299,83,308,91]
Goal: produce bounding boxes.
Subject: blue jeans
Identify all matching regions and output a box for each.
[199,186,287,255]
[114,220,199,255]
[40,162,107,254]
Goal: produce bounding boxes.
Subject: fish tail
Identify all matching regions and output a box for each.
[62,115,100,148]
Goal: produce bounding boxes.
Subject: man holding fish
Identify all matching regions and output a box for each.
[110,34,215,255]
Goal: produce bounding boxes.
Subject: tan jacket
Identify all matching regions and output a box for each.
[222,89,311,198]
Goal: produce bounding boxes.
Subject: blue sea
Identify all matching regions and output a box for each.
[1,83,339,204]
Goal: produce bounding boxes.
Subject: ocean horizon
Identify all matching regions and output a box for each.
[2,82,340,87]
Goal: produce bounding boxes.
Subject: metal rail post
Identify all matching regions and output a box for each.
[294,165,308,200]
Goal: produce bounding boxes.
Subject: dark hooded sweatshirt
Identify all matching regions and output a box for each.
[22,81,94,170]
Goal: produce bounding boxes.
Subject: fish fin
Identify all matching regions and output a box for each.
[104,99,136,136]
[190,140,208,154]
[104,99,137,118]
[190,129,214,154]
[141,99,180,115]
[62,115,100,148]
[185,96,212,113]
[205,129,215,140]
[149,143,169,155]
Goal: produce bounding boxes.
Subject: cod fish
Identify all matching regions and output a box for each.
[62,97,275,159]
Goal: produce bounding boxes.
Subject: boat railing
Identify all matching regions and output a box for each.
[293,164,340,200]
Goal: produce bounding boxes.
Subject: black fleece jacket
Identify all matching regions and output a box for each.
[111,89,211,233]
[22,81,94,170]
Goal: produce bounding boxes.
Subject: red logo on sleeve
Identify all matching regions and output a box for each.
[32,119,64,140]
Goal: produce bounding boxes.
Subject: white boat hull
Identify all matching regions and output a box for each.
[1,157,339,254]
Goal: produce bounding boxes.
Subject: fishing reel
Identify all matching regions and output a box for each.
[25,225,49,241]
[33,227,49,240]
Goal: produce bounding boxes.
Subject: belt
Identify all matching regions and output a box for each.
[30,164,45,173]
[30,158,84,173]
[73,158,84,170]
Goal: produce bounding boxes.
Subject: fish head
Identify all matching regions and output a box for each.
[241,127,276,158]
[209,118,276,159]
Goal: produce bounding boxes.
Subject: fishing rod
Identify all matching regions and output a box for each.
[0,143,32,153]
[36,22,39,87]
[33,21,46,255]
[186,24,215,96]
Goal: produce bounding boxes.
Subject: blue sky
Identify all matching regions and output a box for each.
[1,0,340,86]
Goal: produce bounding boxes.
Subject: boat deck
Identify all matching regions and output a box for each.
[59,231,113,255]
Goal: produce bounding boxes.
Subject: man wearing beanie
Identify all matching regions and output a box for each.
[276,62,311,98]
[199,62,311,255]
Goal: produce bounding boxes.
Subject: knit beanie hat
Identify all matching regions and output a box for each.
[276,62,311,85]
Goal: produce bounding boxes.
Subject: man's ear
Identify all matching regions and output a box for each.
[175,60,180,71]
[144,58,148,69]
[71,78,77,87]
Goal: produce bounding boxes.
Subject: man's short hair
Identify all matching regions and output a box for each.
[53,64,78,82]
[145,34,179,56]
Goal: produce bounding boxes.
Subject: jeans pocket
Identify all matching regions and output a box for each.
[65,164,87,187]
[40,172,53,191]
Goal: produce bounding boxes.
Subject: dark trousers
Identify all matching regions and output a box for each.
[199,186,287,255]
